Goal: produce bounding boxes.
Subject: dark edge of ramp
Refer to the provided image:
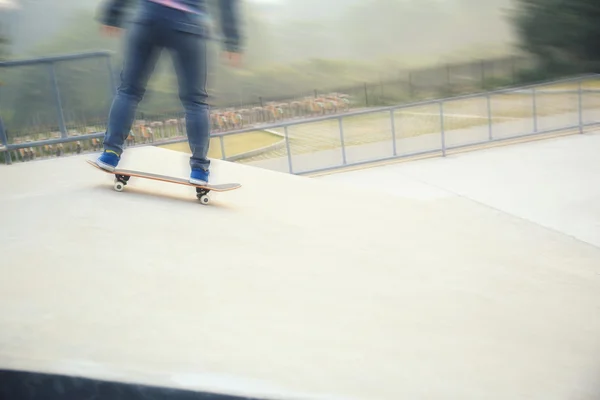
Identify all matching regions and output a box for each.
[0,369,272,400]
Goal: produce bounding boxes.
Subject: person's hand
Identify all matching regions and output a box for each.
[222,51,242,68]
[101,25,122,37]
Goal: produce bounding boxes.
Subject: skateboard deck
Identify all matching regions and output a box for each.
[86,159,241,204]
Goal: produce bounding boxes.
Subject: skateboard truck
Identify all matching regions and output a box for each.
[195,187,210,204]
[114,174,130,192]
[114,173,210,204]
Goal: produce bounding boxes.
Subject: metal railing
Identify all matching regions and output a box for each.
[199,73,600,176]
[2,59,599,174]
[0,51,115,164]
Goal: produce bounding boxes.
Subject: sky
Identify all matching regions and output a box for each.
[2,0,515,66]
[0,0,18,10]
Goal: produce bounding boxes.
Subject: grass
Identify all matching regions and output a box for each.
[242,114,508,161]
[237,92,600,162]
[544,79,600,91]
[6,84,599,164]
[158,131,281,159]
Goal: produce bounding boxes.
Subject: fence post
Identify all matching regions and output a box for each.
[219,135,226,160]
[439,101,446,156]
[532,87,538,132]
[0,77,5,147]
[511,56,517,85]
[390,108,397,156]
[0,116,6,147]
[0,76,9,164]
[364,83,368,107]
[578,79,583,134]
[0,115,11,164]
[487,93,493,141]
[284,125,294,174]
[338,116,347,165]
[49,63,68,139]
[480,60,485,89]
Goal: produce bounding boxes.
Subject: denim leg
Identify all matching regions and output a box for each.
[103,22,162,156]
[167,31,210,171]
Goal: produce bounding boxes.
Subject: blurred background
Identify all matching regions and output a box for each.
[0,0,598,162]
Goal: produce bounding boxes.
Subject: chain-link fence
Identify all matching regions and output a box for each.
[136,55,536,132]
[202,55,537,109]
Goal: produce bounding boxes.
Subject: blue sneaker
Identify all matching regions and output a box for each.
[190,168,209,185]
[96,150,120,171]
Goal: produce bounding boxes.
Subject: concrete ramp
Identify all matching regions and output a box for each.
[1,146,600,400]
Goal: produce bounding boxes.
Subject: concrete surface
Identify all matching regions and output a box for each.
[1,145,600,400]
[317,130,600,249]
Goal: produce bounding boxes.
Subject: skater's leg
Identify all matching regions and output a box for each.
[168,30,211,183]
[98,21,162,170]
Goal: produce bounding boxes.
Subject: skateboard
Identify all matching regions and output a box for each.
[86,159,241,205]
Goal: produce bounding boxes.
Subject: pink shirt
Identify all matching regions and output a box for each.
[147,0,200,14]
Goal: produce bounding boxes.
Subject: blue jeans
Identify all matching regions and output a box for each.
[103,2,211,172]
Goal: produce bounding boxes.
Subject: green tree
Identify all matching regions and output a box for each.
[511,0,600,72]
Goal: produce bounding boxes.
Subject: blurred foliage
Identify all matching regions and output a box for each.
[0,0,533,136]
[512,0,600,75]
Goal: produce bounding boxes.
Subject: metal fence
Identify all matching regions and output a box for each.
[0,52,533,151]
[143,55,535,115]
[2,51,599,175]
[177,73,600,176]
[0,51,115,163]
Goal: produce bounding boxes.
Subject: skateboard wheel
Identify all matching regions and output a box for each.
[198,194,209,205]
[114,181,125,192]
